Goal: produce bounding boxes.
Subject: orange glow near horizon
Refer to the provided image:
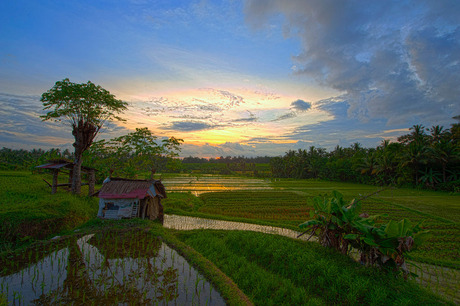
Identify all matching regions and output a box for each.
[116,86,333,147]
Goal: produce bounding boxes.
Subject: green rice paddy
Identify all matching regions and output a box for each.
[1,171,459,304]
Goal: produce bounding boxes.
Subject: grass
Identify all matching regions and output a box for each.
[177,230,449,305]
[163,177,459,269]
[0,170,98,252]
[1,170,458,304]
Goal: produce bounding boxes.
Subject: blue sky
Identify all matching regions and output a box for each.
[1,0,459,157]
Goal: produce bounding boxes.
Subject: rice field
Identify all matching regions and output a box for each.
[2,171,458,304]
[161,174,272,195]
[177,230,449,305]
[161,174,459,302]
[0,229,225,305]
[163,175,459,268]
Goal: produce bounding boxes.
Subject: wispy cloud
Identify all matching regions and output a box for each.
[271,112,297,122]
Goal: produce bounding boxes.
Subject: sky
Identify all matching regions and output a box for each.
[0,0,459,158]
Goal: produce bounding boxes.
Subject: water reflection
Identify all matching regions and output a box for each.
[0,231,225,305]
[164,214,315,242]
[162,175,273,195]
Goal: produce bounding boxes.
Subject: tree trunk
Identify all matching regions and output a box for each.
[72,154,83,194]
[52,169,59,194]
[71,120,98,195]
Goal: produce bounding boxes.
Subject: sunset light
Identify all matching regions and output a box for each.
[0,0,458,157]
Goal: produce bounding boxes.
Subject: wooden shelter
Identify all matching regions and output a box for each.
[36,159,97,195]
[95,178,166,221]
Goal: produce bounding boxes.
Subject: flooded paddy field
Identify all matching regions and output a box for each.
[161,174,272,195]
[163,214,310,241]
[0,230,224,305]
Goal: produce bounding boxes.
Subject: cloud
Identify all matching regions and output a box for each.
[233,117,258,123]
[233,110,258,123]
[202,88,246,109]
[285,96,410,149]
[244,0,460,126]
[271,99,312,121]
[164,120,213,132]
[291,99,311,111]
[271,111,297,122]
[0,92,130,149]
[179,141,280,158]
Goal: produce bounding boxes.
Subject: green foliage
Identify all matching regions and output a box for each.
[83,127,183,180]
[0,147,72,171]
[299,191,430,276]
[178,230,445,305]
[272,123,460,192]
[162,192,204,213]
[41,78,127,126]
[40,78,128,193]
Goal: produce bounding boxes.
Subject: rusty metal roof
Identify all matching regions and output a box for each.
[36,159,97,171]
[36,162,71,169]
[97,178,166,199]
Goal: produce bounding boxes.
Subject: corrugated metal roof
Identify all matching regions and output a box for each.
[98,178,166,199]
[36,162,71,169]
[36,159,97,171]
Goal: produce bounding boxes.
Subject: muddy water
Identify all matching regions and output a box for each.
[163,214,315,241]
[0,231,225,305]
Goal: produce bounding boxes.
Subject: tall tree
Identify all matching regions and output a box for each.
[41,78,128,194]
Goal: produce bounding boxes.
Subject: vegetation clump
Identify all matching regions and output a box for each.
[299,191,430,276]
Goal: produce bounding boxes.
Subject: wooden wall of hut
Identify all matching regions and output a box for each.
[139,197,162,221]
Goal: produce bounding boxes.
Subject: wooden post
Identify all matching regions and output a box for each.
[68,169,73,185]
[52,169,59,194]
[88,170,95,196]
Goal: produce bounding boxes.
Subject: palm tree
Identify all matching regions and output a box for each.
[401,142,429,185]
[429,125,447,144]
[398,124,428,145]
[429,139,459,183]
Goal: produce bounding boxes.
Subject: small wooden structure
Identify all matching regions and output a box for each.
[36,159,97,195]
[95,178,166,221]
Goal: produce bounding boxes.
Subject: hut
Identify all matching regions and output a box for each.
[96,178,166,221]
[36,159,97,195]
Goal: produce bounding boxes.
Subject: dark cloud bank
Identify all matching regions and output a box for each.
[245,0,460,127]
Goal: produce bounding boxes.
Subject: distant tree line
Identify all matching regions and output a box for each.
[182,156,272,164]
[271,124,460,192]
[0,147,74,171]
[2,123,458,192]
[181,155,272,175]
[0,127,183,182]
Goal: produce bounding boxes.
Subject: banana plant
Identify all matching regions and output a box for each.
[299,191,430,277]
[299,191,364,254]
